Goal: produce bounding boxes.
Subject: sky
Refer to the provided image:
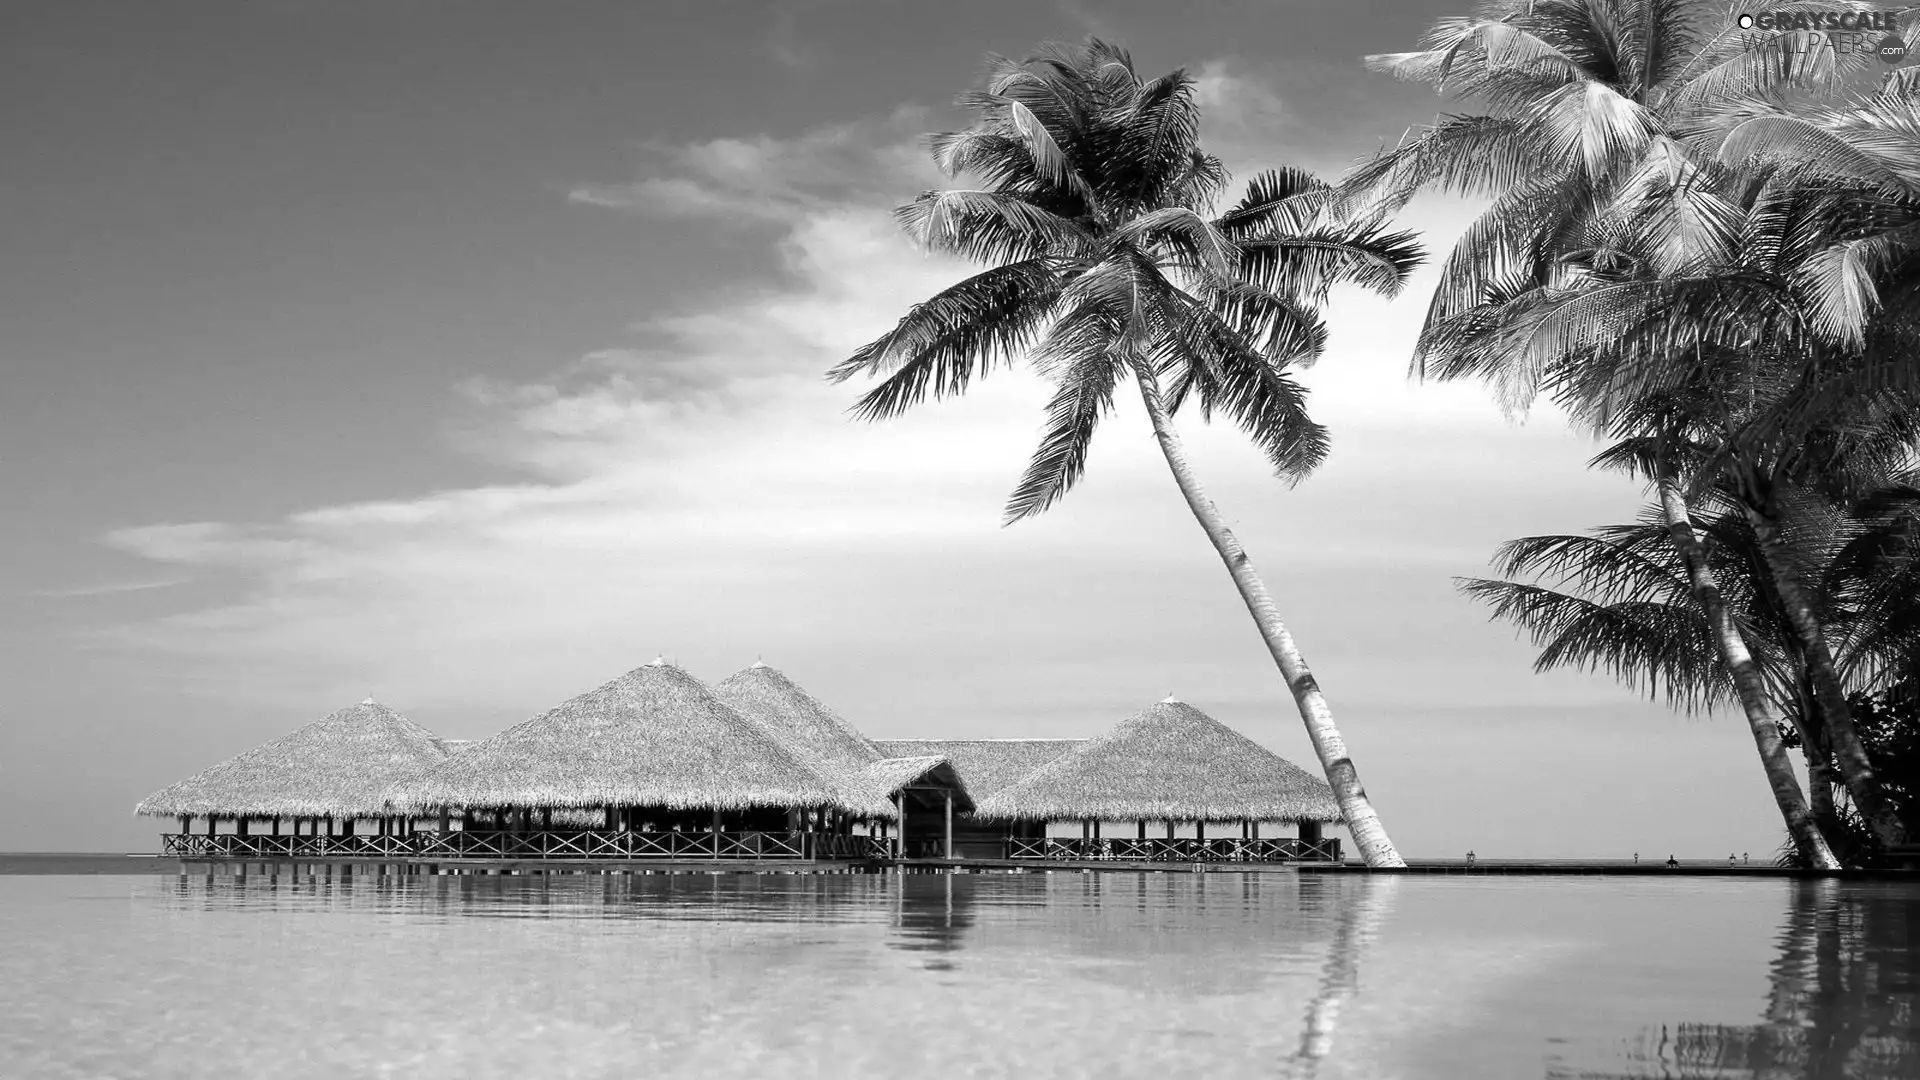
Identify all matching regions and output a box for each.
[1,0,1793,859]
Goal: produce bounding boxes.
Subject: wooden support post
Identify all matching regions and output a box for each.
[541,807,552,830]
[1252,821,1261,840]
[1166,819,1175,840]
[206,815,218,837]
[1092,820,1101,840]
[944,790,954,859]
[178,815,190,835]
[1081,819,1090,841]
[1195,820,1206,842]
[895,794,905,860]
[1137,820,1147,840]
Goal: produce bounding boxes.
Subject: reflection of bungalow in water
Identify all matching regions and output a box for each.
[138,659,1341,863]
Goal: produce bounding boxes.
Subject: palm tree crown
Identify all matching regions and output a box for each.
[829,38,1424,521]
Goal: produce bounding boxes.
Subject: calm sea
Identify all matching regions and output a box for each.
[3,860,1915,1079]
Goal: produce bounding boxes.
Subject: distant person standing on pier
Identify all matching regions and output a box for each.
[1633,852,1639,864]
[1666,854,1679,868]
[1465,850,1476,867]
[1729,853,1737,866]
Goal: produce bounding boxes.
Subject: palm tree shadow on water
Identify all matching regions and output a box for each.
[1550,881,1920,1079]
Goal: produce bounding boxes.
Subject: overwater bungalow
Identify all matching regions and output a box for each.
[139,660,1343,864]
[974,697,1345,861]
[380,658,897,859]
[135,698,457,857]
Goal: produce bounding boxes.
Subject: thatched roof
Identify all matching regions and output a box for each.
[873,738,1082,800]
[135,699,452,819]
[713,664,983,818]
[713,663,881,768]
[973,700,1343,824]
[866,757,975,812]
[384,660,888,816]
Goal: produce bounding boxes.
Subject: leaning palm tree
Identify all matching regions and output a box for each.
[1431,168,1920,851]
[1463,474,1920,864]
[829,39,1424,867]
[1458,500,1838,866]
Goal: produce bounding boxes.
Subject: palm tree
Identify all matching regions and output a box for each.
[1458,499,1835,866]
[1344,1,1910,856]
[828,39,1425,867]
[1427,163,1920,850]
[1346,0,1888,396]
[1462,476,1920,864]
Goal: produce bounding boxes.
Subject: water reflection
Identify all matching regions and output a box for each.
[1557,881,1920,1079]
[887,872,974,966]
[1290,874,1399,1076]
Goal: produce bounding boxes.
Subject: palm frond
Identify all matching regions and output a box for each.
[897,189,1090,264]
[1156,289,1328,483]
[1458,578,1730,712]
[831,259,1062,418]
[1003,349,1122,523]
[1236,224,1425,303]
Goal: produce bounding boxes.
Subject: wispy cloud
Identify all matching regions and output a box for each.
[764,6,821,73]
[28,577,190,599]
[566,108,938,223]
[92,84,1635,732]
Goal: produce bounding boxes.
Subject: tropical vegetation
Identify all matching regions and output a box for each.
[829,38,1425,867]
[1350,0,1920,866]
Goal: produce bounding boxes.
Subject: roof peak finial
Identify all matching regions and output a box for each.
[362,695,376,705]
[650,654,666,666]
[751,654,767,668]
[1162,692,1179,703]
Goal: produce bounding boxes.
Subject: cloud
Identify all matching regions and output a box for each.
[566,109,939,224]
[1191,60,1291,171]
[92,86,1642,742]
[764,6,820,73]
[27,577,190,599]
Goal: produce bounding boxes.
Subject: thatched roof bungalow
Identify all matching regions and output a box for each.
[135,699,453,820]
[384,659,888,817]
[973,699,1343,824]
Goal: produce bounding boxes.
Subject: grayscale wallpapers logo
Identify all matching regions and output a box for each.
[1734,8,1910,64]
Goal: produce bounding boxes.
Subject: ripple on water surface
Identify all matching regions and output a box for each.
[2,867,1915,1079]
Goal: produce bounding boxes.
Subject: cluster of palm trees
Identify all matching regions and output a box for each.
[830,3,1920,869]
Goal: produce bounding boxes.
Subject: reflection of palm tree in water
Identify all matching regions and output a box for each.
[1287,875,1401,1078]
[1552,881,1920,1079]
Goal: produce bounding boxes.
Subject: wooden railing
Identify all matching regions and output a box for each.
[813,834,893,859]
[161,830,1332,863]
[164,829,820,860]
[1005,836,1342,863]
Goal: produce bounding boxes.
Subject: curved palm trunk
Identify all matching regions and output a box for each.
[1657,482,1839,869]
[1746,505,1907,849]
[1134,376,1404,868]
